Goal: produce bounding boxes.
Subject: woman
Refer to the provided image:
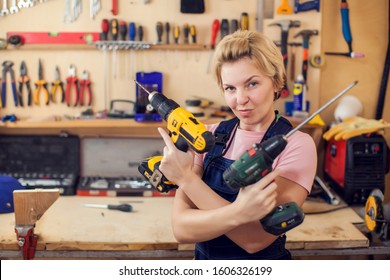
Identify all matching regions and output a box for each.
[157,30,317,259]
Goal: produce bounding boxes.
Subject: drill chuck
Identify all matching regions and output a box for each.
[223,135,288,190]
[148,92,179,121]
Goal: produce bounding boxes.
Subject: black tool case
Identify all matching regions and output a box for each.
[0,134,80,195]
[77,137,174,197]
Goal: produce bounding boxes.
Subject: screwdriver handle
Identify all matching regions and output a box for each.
[220,19,229,40]
[129,22,136,41]
[165,22,171,44]
[190,25,197,43]
[119,21,127,41]
[111,19,119,41]
[138,25,144,41]
[340,0,352,51]
[210,19,220,49]
[240,12,249,30]
[107,204,133,212]
[101,19,109,41]
[156,21,163,43]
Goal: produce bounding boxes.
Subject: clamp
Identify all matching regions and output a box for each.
[1,61,19,108]
[65,64,79,106]
[79,70,92,106]
[15,225,38,260]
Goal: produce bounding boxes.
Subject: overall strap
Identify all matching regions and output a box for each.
[262,113,293,143]
[209,117,240,157]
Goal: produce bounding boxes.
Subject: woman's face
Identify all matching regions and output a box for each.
[221,57,276,131]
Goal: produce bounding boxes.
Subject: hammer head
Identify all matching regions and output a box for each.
[268,20,301,31]
[294,29,319,40]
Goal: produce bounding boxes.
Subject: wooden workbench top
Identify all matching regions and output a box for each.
[0,196,368,253]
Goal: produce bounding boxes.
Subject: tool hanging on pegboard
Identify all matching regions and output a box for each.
[0,0,52,16]
[64,0,82,23]
[90,0,101,19]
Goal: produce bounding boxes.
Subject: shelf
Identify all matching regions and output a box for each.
[5,42,210,52]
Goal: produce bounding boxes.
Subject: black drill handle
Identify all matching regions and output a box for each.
[174,135,189,152]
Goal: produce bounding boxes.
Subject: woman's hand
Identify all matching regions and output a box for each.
[157,127,196,186]
[233,171,278,225]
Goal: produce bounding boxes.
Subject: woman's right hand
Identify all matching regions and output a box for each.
[233,171,278,225]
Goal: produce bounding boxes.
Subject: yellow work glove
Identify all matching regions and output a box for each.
[323,117,390,141]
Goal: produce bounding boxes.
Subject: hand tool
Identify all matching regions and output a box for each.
[325,0,364,58]
[206,19,220,73]
[83,203,133,212]
[33,59,49,106]
[240,12,249,30]
[230,19,239,34]
[134,80,215,193]
[183,23,190,44]
[174,25,180,44]
[138,25,144,41]
[294,0,320,13]
[277,0,293,14]
[129,22,136,41]
[294,29,319,82]
[101,19,109,41]
[223,80,358,235]
[313,176,340,205]
[119,21,127,41]
[365,189,390,241]
[190,24,197,43]
[156,21,163,43]
[1,61,18,108]
[65,64,79,107]
[18,61,32,106]
[111,0,118,15]
[7,32,100,44]
[268,20,301,97]
[165,22,171,44]
[51,66,65,104]
[255,0,274,33]
[79,70,92,106]
[90,0,101,19]
[110,19,119,41]
[220,19,229,40]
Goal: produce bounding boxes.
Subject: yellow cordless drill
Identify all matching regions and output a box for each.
[135,81,215,192]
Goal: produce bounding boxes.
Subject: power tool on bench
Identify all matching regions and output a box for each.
[135,80,215,192]
[365,189,390,242]
[223,81,358,235]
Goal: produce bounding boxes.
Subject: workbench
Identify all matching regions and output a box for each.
[1,196,389,260]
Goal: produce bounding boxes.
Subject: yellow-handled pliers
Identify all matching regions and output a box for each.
[33,59,49,106]
[51,66,65,103]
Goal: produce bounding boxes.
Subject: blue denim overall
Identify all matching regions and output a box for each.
[195,113,293,260]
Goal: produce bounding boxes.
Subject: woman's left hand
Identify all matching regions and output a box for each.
[157,127,196,186]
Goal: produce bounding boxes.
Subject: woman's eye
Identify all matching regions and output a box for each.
[224,86,235,92]
[248,81,258,88]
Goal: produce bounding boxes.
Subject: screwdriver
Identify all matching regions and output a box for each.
[240,12,249,30]
[156,21,163,43]
[206,19,220,73]
[220,19,229,40]
[83,203,133,212]
[100,19,109,41]
[119,21,127,41]
[174,25,180,44]
[129,22,136,41]
[165,22,171,44]
[138,25,144,41]
[111,19,119,41]
[190,25,197,43]
[183,23,190,44]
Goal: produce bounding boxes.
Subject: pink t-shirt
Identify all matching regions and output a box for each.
[194,122,317,193]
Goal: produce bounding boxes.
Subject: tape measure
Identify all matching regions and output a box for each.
[309,54,325,68]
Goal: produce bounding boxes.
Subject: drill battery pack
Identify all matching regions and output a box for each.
[324,133,390,204]
[0,134,80,195]
[134,71,163,122]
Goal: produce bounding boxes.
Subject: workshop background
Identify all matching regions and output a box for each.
[1,0,389,199]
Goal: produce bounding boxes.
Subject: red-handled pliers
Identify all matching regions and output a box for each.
[79,70,92,106]
[65,65,79,107]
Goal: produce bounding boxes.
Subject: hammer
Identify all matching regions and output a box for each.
[294,29,319,82]
[268,20,300,97]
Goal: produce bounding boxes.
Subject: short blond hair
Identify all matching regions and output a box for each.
[213,30,286,99]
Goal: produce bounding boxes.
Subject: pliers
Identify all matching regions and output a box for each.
[51,66,65,103]
[18,61,32,107]
[1,61,19,108]
[33,59,50,105]
[79,70,92,106]
[65,64,79,107]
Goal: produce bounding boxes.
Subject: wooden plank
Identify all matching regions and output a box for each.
[13,189,59,225]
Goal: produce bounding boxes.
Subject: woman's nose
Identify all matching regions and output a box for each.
[236,89,249,104]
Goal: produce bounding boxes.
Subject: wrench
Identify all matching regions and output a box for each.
[9,0,18,13]
[1,0,9,15]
